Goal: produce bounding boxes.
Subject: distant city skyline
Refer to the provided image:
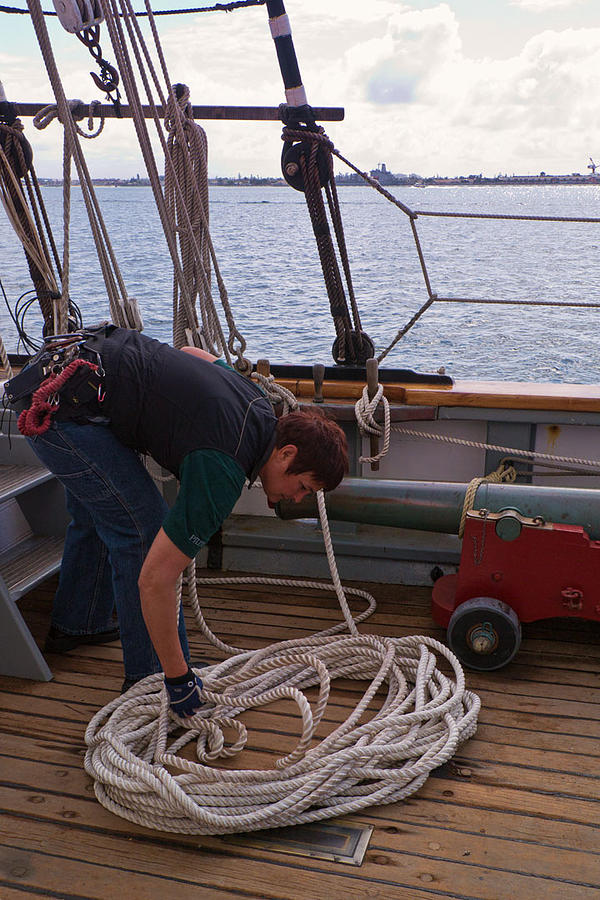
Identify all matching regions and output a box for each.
[1,1,600,180]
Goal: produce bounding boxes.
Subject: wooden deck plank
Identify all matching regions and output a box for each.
[2,788,599,900]
[2,572,600,899]
[4,735,600,860]
[2,751,600,874]
[2,738,599,866]
[0,814,457,900]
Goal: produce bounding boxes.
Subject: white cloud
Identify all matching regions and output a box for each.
[2,1,600,177]
[319,6,600,177]
[510,0,584,11]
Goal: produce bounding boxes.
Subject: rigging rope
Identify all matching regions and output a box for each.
[33,98,105,139]
[84,489,480,835]
[0,116,62,329]
[329,146,600,363]
[281,123,370,365]
[96,0,249,364]
[251,369,299,415]
[27,0,143,332]
[0,1,266,14]
[355,385,600,474]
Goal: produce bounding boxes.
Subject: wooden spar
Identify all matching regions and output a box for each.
[13,102,344,121]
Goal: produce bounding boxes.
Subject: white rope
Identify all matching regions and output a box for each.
[251,371,299,415]
[84,489,480,834]
[0,332,13,378]
[355,383,390,464]
[458,465,517,538]
[355,382,600,473]
[394,425,600,471]
[85,635,479,834]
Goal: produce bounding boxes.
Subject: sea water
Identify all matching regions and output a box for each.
[1,183,599,383]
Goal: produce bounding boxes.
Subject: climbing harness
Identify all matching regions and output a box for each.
[16,357,101,435]
[4,327,107,423]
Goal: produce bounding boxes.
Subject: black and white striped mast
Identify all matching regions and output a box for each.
[265,1,375,366]
[266,1,310,118]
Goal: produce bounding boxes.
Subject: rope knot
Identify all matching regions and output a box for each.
[355,383,390,464]
[458,464,518,538]
[33,100,104,139]
[0,119,24,137]
[165,84,193,133]
[251,372,299,416]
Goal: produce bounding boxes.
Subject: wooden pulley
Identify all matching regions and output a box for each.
[51,0,104,34]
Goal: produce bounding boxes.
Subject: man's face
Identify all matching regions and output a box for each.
[259,445,323,506]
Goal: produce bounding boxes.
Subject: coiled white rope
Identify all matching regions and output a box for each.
[84,492,480,835]
[85,634,480,834]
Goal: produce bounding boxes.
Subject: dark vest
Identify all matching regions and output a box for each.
[85,327,277,481]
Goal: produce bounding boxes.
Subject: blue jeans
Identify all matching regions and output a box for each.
[27,420,190,681]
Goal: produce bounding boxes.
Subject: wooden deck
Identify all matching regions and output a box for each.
[1,570,600,899]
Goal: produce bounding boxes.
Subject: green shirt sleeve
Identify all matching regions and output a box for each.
[162,449,246,558]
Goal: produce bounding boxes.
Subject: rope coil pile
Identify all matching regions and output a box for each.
[84,492,480,835]
[84,632,480,834]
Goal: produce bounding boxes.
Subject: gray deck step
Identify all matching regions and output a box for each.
[0,462,54,503]
[0,534,64,601]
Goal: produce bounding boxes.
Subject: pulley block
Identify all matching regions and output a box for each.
[51,0,104,34]
[331,330,376,366]
[281,140,330,193]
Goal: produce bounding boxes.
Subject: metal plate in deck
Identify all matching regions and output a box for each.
[224,822,373,866]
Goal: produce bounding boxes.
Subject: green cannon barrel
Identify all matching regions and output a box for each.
[276,478,600,540]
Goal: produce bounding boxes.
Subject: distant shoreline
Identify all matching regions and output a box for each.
[36,174,600,188]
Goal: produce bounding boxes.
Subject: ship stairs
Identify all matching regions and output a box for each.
[0,420,68,680]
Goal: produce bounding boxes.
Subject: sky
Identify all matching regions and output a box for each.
[1,0,600,178]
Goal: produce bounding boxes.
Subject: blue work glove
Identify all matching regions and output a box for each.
[164,667,204,717]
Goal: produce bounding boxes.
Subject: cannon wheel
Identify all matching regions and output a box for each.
[447,597,522,671]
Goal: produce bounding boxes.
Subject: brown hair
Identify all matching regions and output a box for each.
[275,409,349,491]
